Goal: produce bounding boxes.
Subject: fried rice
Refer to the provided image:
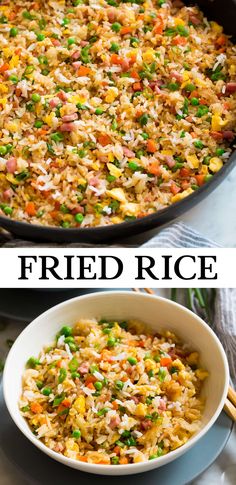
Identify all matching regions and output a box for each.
[0,1,235,228]
[19,317,208,465]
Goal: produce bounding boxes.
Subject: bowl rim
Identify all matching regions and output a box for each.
[3,291,230,474]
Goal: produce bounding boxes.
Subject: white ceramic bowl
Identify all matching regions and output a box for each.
[3,291,229,476]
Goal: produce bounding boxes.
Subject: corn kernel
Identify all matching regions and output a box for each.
[171,187,194,203]
[186,154,199,169]
[73,395,86,414]
[135,403,147,417]
[211,21,223,34]
[195,369,209,380]
[106,188,127,203]
[209,157,223,172]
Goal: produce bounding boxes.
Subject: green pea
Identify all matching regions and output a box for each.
[148,369,154,378]
[107,174,116,183]
[58,368,67,383]
[94,381,103,391]
[127,357,137,366]
[69,357,79,373]
[203,156,211,165]
[115,380,124,390]
[111,23,121,33]
[167,82,180,91]
[10,27,18,37]
[205,174,213,182]
[59,326,73,337]
[97,407,109,416]
[196,105,209,117]
[42,387,52,396]
[0,146,7,156]
[90,363,99,374]
[38,55,48,65]
[128,161,138,171]
[191,97,199,106]
[34,120,43,128]
[141,132,149,140]
[74,213,84,224]
[107,336,117,347]
[68,37,76,46]
[194,140,204,149]
[110,42,119,53]
[95,108,104,115]
[51,132,64,142]
[62,17,70,26]
[130,37,139,47]
[68,342,77,352]
[32,93,41,103]
[3,206,13,215]
[36,381,43,389]
[71,371,80,379]
[21,405,30,412]
[9,75,19,84]
[216,148,225,156]
[37,33,45,42]
[26,357,41,368]
[138,113,149,126]
[72,429,81,438]
[53,394,65,407]
[111,456,119,465]
[61,221,71,228]
[185,83,196,92]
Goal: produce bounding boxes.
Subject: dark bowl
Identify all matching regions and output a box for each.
[0,0,235,243]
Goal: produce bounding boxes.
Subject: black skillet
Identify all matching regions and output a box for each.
[0,0,235,243]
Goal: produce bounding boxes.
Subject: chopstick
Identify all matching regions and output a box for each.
[132,287,236,422]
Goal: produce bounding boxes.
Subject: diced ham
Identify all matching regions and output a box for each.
[225,82,236,95]
[123,147,135,158]
[71,50,81,60]
[49,97,60,108]
[72,61,81,70]
[3,188,14,201]
[141,419,152,430]
[61,113,78,122]
[59,122,76,132]
[165,155,175,168]
[57,90,68,102]
[107,7,117,22]
[158,399,166,411]
[97,155,109,163]
[51,39,60,47]
[109,415,121,429]
[88,176,99,187]
[149,81,161,94]
[78,362,89,375]
[222,130,235,141]
[6,157,17,173]
[54,442,64,453]
[71,205,84,215]
[81,40,89,47]
[121,58,130,72]
[170,70,183,83]
[130,396,139,404]
[189,14,201,25]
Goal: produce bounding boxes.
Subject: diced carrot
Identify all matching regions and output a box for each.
[119,456,129,465]
[147,139,157,153]
[181,180,190,190]
[56,360,63,368]
[170,182,181,195]
[85,375,97,385]
[120,26,132,35]
[133,82,142,92]
[0,63,10,74]
[211,131,223,140]
[86,382,95,390]
[179,167,191,178]
[195,174,205,186]
[8,12,17,20]
[189,90,198,99]
[216,35,226,46]
[94,459,110,464]
[112,401,119,410]
[224,102,230,110]
[30,402,43,414]
[137,14,144,21]
[98,134,111,146]
[77,455,88,462]
[15,88,22,97]
[15,48,22,56]
[77,66,92,77]
[130,70,140,80]
[148,161,161,176]
[110,54,123,66]
[25,202,36,216]
[57,404,66,414]
[190,131,198,138]
[199,99,208,105]
[173,36,187,46]
[160,357,172,367]
[136,109,143,118]
[153,16,164,35]
[50,210,59,219]
[128,52,137,65]
[113,446,121,455]
[61,399,71,408]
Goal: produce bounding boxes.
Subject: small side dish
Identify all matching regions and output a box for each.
[20,317,208,465]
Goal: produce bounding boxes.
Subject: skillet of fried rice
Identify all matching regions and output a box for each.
[20,318,208,465]
[0,0,235,229]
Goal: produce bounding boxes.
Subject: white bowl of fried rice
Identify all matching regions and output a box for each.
[3,291,229,475]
